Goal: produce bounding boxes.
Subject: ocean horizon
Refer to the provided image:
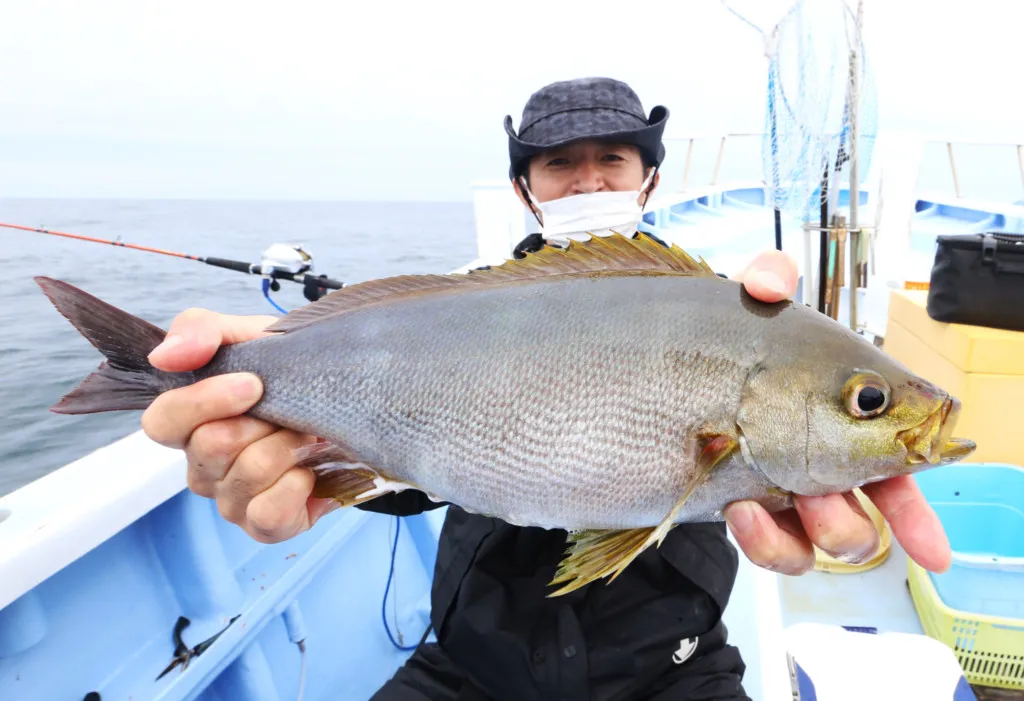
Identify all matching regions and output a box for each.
[0,197,479,496]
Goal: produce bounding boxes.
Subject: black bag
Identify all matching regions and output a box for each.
[926,232,1024,331]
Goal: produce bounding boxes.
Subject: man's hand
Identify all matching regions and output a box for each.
[141,309,336,544]
[725,250,952,575]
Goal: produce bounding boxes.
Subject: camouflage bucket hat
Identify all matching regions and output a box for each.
[504,76,669,179]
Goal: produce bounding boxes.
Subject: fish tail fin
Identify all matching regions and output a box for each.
[34,276,192,414]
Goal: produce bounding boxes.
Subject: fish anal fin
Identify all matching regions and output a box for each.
[547,431,738,597]
[548,528,655,597]
[294,441,414,507]
[293,440,360,470]
[267,233,718,334]
[310,465,411,507]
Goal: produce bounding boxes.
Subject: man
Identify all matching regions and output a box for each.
[141,77,952,700]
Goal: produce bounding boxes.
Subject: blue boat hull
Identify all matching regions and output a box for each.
[0,486,444,701]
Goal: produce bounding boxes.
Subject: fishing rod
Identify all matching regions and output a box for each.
[0,221,345,309]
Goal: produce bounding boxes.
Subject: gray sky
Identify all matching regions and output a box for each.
[0,0,1020,201]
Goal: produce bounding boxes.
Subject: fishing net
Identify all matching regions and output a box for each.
[763,0,878,222]
[723,0,878,223]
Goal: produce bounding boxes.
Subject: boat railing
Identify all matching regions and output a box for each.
[660,132,767,193]
[662,131,1024,206]
[922,137,1024,205]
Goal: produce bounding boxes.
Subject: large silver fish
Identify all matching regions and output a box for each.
[35,233,975,595]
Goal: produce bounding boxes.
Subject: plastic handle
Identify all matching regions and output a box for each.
[950,551,1024,572]
[206,256,255,274]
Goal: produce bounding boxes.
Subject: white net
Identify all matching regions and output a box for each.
[762,0,878,223]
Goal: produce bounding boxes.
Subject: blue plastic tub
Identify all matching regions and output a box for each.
[914,463,1024,620]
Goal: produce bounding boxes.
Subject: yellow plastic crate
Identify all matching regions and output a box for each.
[907,558,1024,689]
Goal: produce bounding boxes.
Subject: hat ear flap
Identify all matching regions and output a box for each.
[506,114,547,179]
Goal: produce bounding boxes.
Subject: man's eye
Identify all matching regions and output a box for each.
[545,158,570,166]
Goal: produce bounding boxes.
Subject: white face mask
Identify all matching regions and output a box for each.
[520,170,656,245]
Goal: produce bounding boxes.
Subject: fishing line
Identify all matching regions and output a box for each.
[262,278,290,314]
[383,515,421,651]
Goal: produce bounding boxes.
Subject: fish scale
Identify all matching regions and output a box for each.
[34,232,975,596]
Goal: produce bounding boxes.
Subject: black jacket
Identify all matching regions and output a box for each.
[358,231,746,701]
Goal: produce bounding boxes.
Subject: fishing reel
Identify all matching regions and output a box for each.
[259,243,314,289]
[260,242,316,294]
[258,243,337,303]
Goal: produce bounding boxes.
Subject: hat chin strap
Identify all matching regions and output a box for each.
[519,168,658,243]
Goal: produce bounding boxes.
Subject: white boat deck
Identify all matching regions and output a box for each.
[779,542,922,636]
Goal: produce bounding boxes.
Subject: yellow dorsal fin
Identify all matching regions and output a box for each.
[267,232,716,333]
[266,274,466,333]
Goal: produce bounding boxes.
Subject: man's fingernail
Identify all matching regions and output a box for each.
[233,373,261,400]
[148,334,184,359]
[725,503,754,534]
[842,532,882,565]
[753,271,788,297]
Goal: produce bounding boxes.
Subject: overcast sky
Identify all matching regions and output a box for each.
[0,0,1020,201]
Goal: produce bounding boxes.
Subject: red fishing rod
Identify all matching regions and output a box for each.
[1,221,344,306]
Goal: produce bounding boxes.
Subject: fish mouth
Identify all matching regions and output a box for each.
[897,395,976,466]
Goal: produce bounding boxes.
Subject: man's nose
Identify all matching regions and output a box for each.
[572,162,604,193]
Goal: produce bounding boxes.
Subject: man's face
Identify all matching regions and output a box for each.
[514,139,659,206]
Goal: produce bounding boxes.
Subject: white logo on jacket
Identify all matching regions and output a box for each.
[672,637,699,664]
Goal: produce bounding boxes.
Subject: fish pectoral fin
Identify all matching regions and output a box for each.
[293,441,415,507]
[636,432,739,551]
[546,433,738,598]
[650,433,738,546]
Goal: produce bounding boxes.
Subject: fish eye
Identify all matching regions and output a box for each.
[843,371,891,419]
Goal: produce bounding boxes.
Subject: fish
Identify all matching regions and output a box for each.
[34,233,975,596]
